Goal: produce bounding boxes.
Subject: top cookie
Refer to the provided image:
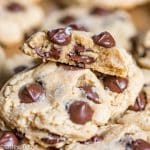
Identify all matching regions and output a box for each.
[134,30,150,69]
[0,0,44,48]
[43,7,136,50]
[55,0,150,9]
[22,28,128,77]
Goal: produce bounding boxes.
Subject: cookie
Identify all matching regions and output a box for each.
[0,59,143,148]
[22,28,129,77]
[4,54,41,81]
[117,68,150,131]
[0,62,111,148]
[0,0,44,48]
[134,30,150,69]
[54,0,149,9]
[43,7,136,50]
[65,124,150,150]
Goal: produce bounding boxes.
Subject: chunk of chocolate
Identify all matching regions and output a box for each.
[68,101,93,125]
[19,82,44,103]
[92,31,116,48]
[132,139,150,150]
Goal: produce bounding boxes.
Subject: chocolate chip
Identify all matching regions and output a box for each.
[13,129,25,140]
[47,28,72,46]
[57,63,81,70]
[68,101,93,125]
[103,75,128,93]
[47,147,59,150]
[59,16,76,25]
[128,92,147,111]
[0,132,19,150]
[6,2,25,12]
[36,46,61,60]
[132,139,150,150]
[14,65,28,74]
[90,7,111,16]
[68,24,88,32]
[19,83,44,103]
[68,44,96,64]
[41,133,64,145]
[68,53,95,64]
[92,31,116,48]
[80,135,102,145]
[80,86,99,104]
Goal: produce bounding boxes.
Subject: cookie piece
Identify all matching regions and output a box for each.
[65,124,150,150]
[0,0,44,48]
[134,30,150,69]
[43,7,136,50]
[118,69,150,131]
[55,0,149,9]
[4,54,41,80]
[22,28,129,77]
[0,62,112,148]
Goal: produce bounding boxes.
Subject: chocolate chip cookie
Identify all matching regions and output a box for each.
[134,30,150,69]
[55,0,150,9]
[43,7,136,50]
[65,124,150,150]
[22,28,129,77]
[0,0,44,48]
[117,69,150,131]
[0,59,143,148]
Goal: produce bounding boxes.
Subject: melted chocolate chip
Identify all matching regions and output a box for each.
[59,15,76,25]
[80,86,99,104]
[6,2,25,12]
[132,139,150,150]
[90,7,111,15]
[41,133,64,145]
[68,44,96,65]
[57,63,81,70]
[68,24,88,32]
[47,28,72,46]
[0,132,19,149]
[80,135,102,145]
[68,53,95,64]
[92,31,116,48]
[128,92,147,111]
[19,83,44,103]
[68,101,93,125]
[103,75,128,93]
[14,65,28,74]
[36,46,61,60]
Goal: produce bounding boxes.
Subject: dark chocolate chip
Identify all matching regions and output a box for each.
[36,46,61,60]
[41,133,64,145]
[47,147,59,150]
[80,86,99,104]
[68,101,93,125]
[6,2,25,12]
[90,7,111,16]
[47,28,72,46]
[14,65,28,74]
[19,82,44,103]
[132,139,150,150]
[0,132,19,150]
[92,31,116,48]
[128,92,147,111]
[103,75,128,93]
[59,15,76,25]
[80,135,102,145]
[68,24,88,32]
[57,63,81,70]
[13,129,25,140]
[68,52,95,64]
[74,44,86,53]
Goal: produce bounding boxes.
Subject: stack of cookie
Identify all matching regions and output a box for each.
[0,0,149,150]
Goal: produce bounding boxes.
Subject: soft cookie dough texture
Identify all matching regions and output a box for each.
[0,58,143,148]
[22,29,129,77]
[43,7,136,50]
[55,0,150,9]
[0,0,44,48]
